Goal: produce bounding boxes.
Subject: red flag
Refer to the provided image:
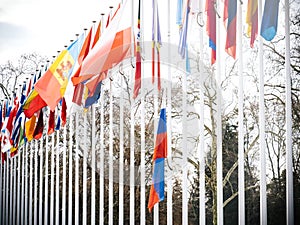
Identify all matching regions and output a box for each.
[246,0,258,48]
[206,0,216,64]
[92,21,101,49]
[47,109,55,135]
[72,0,133,86]
[61,98,67,127]
[23,90,47,118]
[33,110,44,140]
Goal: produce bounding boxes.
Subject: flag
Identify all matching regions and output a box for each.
[148,108,167,212]
[178,0,190,59]
[224,0,237,59]
[133,0,142,99]
[33,110,44,140]
[84,82,102,108]
[260,0,279,41]
[72,0,133,86]
[47,109,55,135]
[23,89,47,118]
[246,0,258,47]
[61,98,67,127]
[92,21,102,48]
[206,0,216,64]
[176,0,183,25]
[25,115,36,142]
[34,35,84,111]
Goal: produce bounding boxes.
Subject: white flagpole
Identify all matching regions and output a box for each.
[91,102,96,225]
[21,146,25,225]
[17,147,22,225]
[56,129,60,225]
[3,160,7,225]
[167,1,173,225]
[62,116,67,225]
[140,0,146,224]
[119,72,124,225]
[130,0,135,224]
[9,158,13,225]
[29,143,33,225]
[285,0,294,224]
[68,114,73,225]
[216,0,223,224]
[75,112,79,225]
[39,138,44,225]
[13,155,18,225]
[153,0,159,223]
[109,76,114,225]
[198,1,205,224]
[6,158,9,225]
[50,132,55,225]
[0,152,2,225]
[44,126,49,225]
[258,0,267,224]
[34,140,38,225]
[82,109,87,225]
[99,70,105,225]
[24,144,28,225]
[237,1,245,224]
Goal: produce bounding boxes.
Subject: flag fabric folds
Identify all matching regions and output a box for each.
[23,89,47,118]
[260,0,280,41]
[246,0,258,47]
[34,35,84,111]
[33,109,44,140]
[72,0,132,87]
[176,0,183,26]
[206,0,217,64]
[133,0,142,99]
[178,0,190,59]
[148,108,167,212]
[224,0,237,59]
[47,109,55,135]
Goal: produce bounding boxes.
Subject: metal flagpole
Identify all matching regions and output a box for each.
[91,99,96,225]
[68,113,73,225]
[6,158,9,225]
[0,152,2,225]
[14,153,19,225]
[284,0,294,224]
[140,0,146,224]
[9,158,13,225]
[56,129,60,225]
[258,0,267,224]
[82,108,87,225]
[75,112,79,225]
[34,140,38,225]
[50,132,55,225]
[21,146,25,225]
[216,0,223,224]
[99,13,105,225]
[17,147,22,225]
[29,143,33,225]
[198,1,205,224]
[167,1,173,225]
[44,124,49,225]
[24,144,28,225]
[62,115,67,225]
[237,1,245,224]
[3,160,6,225]
[130,0,135,224]
[39,136,44,225]
[109,74,114,225]
[119,68,124,225]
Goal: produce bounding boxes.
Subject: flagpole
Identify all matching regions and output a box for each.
[153,0,159,223]
[50,132,55,225]
[8,158,11,225]
[28,142,33,225]
[285,0,294,224]
[5,158,9,225]
[3,160,7,225]
[139,0,146,224]
[0,153,2,225]
[56,129,60,225]
[99,13,105,225]
[91,93,96,225]
[17,148,22,225]
[62,112,67,225]
[21,146,25,225]
[130,0,135,224]
[24,144,28,225]
[198,1,205,224]
[10,158,14,225]
[82,104,87,225]
[34,140,38,225]
[216,0,223,224]
[237,1,245,224]
[74,112,79,225]
[44,120,49,225]
[119,71,124,225]
[68,112,73,225]
[39,135,44,225]
[258,0,267,224]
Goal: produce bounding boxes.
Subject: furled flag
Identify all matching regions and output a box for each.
[92,21,102,49]
[246,0,258,47]
[176,0,183,26]
[178,0,190,59]
[72,28,93,106]
[47,109,55,135]
[72,0,132,87]
[206,0,217,64]
[152,0,162,91]
[133,0,142,99]
[33,109,44,140]
[1,100,12,153]
[34,35,84,111]
[148,108,167,212]
[224,0,237,59]
[25,115,36,142]
[260,0,280,41]
[61,98,67,127]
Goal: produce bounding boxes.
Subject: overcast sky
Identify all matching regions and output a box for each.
[0,0,121,64]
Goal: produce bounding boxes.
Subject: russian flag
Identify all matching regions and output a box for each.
[148,108,167,212]
[206,0,216,64]
[224,0,237,59]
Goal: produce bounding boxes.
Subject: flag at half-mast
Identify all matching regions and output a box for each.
[246,0,258,47]
[224,0,237,59]
[148,108,168,212]
[72,0,133,88]
[34,35,84,111]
